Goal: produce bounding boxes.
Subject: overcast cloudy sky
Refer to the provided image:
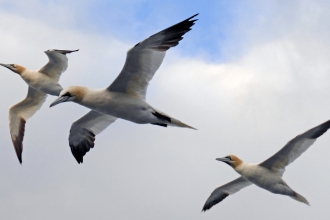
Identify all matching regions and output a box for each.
[0,0,330,219]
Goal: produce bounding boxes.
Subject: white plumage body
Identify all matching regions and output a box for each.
[235,163,294,196]
[0,49,78,163]
[20,69,62,96]
[50,14,198,163]
[75,88,183,125]
[202,119,330,211]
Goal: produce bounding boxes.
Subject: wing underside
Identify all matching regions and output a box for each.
[202,177,251,211]
[260,120,330,175]
[108,14,198,99]
[69,110,117,163]
[39,49,78,81]
[9,87,47,163]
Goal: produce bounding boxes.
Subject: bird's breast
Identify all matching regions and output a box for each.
[20,70,60,95]
[81,91,150,123]
[237,164,282,188]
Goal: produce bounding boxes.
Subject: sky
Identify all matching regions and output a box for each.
[0,0,330,219]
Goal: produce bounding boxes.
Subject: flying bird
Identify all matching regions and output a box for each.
[0,49,78,163]
[202,119,330,211]
[50,14,198,163]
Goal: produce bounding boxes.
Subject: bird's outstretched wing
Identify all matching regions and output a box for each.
[202,177,251,211]
[108,14,198,99]
[39,49,78,81]
[69,110,117,163]
[260,120,330,176]
[9,87,47,163]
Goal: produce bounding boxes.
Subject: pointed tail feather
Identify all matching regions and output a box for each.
[290,192,310,206]
[169,117,197,130]
[151,110,196,130]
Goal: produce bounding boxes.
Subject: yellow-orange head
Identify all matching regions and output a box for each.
[0,63,26,75]
[216,154,243,168]
[50,86,87,107]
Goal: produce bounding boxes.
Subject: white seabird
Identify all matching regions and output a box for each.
[202,119,330,211]
[50,14,198,163]
[0,49,78,163]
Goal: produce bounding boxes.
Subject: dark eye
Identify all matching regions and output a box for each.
[10,64,15,67]
[63,92,72,97]
[226,156,232,160]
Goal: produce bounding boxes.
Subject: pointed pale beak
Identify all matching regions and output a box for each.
[216,157,231,163]
[50,96,70,107]
[0,63,12,70]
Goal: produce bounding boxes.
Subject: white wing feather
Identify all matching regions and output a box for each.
[260,120,330,175]
[38,49,78,81]
[9,87,47,163]
[108,14,198,99]
[202,177,251,211]
[108,47,165,99]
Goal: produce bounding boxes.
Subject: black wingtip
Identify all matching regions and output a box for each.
[201,198,214,212]
[152,13,199,51]
[187,13,199,20]
[310,119,330,139]
[178,14,199,29]
[75,153,83,164]
[15,149,22,164]
[69,129,95,164]
[185,14,199,24]
[11,117,25,164]
[51,49,79,55]
[201,192,229,212]
[70,144,84,164]
[201,204,210,212]
[74,154,83,164]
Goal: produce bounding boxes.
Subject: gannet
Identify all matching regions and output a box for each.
[0,49,78,163]
[50,14,198,163]
[202,119,330,211]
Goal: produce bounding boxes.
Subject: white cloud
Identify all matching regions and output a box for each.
[0,1,330,219]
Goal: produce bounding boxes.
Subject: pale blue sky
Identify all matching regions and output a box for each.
[0,0,264,60]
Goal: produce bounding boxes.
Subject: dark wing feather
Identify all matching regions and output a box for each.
[202,177,251,212]
[108,14,198,99]
[39,49,78,81]
[69,110,117,163]
[260,120,330,175]
[9,87,47,163]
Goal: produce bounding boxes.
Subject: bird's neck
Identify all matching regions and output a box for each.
[19,69,38,85]
[76,88,107,107]
[18,68,30,77]
[233,162,260,177]
[13,65,27,75]
[229,157,243,169]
